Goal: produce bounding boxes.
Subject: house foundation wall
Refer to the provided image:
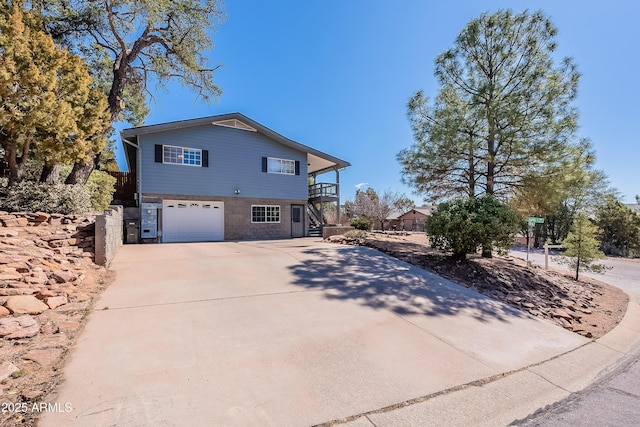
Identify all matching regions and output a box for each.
[141,194,307,241]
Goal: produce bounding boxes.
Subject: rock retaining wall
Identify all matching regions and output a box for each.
[0,211,100,327]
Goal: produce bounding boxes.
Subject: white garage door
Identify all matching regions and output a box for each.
[162,200,224,243]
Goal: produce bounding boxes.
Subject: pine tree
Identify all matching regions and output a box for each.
[399,10,581,202]
[558,213,609,281]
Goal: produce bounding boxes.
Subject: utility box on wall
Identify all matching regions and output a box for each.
[140,203,160,239]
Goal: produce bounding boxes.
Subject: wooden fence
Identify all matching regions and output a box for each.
[108,171,136,203]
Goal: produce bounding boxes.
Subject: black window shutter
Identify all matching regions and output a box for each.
[202,150,209,167]
[262,157,268,173]
[295,160,300,175]
[155,145,163,163]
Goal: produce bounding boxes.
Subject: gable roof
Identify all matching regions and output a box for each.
[120,112,350,175]
[399,206,435,218]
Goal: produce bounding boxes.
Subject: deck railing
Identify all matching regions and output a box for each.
[308,183,338,199]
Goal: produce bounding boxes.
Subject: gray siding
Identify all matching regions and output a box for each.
[140,124,308,200]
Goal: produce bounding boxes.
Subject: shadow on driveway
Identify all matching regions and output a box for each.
[288,246,526,323]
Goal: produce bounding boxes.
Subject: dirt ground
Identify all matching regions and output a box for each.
[328,232,629,340]
[0,266,112,427]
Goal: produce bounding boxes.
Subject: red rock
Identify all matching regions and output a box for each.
[57,320,80,334]
[0,314,40,338]
[35,289,55,300]
[1,217,28,227]
[24,272,49,285]
[551,308,573,320]
[48,217,62,225]
[0,271,23,281]
[0,288,36,296]
[0,362,19,381]
[5,295,49,314]
[0,306,10,317]
[51,270,77,283]
[557,317,573,329]
[39,323,54,334]
[7,281,32,289]
[48,238,78,248]
[22,348,63,366]
[34,212,50,223]
[22,390,44,400]
[45,296,68,310]
[7,262,30,273]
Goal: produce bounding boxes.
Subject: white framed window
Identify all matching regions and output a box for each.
[163,145,202,166]
[268,157,295,175]
[251,205,280,223]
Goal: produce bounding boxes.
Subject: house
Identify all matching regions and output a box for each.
[120,112,350,242]
[375,211,402,231]
[397,206,435,232]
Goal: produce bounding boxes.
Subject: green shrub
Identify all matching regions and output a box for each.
[1,181,92,214]
[351,217,373,231]
[343,229,368,239]
[426,195,520,259]
[86,170,116,211]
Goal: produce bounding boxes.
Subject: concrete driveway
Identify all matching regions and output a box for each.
[40,239,587,426]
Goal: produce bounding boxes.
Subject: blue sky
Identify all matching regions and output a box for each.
[114,0,640,205]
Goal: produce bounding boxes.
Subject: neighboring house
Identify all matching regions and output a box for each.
[375,211,402,231]
[397,206,435,232]
[120,112,350,242]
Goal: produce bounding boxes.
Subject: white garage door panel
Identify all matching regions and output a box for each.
[162,201,224,243]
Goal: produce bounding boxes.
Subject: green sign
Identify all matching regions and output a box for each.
[528,217,544,226]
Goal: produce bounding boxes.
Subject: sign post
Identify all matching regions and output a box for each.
[526,217,545,263]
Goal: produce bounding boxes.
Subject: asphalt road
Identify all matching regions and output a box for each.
[510,248,640,294]
[510,248,640,426]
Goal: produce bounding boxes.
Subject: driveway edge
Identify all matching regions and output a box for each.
[330,291,640,426]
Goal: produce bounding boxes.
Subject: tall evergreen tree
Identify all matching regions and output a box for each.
[0,2,109,185]
[399,10,581,202]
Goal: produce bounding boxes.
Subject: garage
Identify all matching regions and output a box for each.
[162,200,224,243]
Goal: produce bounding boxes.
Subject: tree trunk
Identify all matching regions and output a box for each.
[66,58,126,185]
[481,245,492,258]
[64,155,95,185]
[467,132,475,197]
[40,164,60,184]
[5,142,27,186]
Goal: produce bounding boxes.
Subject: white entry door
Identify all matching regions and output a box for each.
[162,200,224,243]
